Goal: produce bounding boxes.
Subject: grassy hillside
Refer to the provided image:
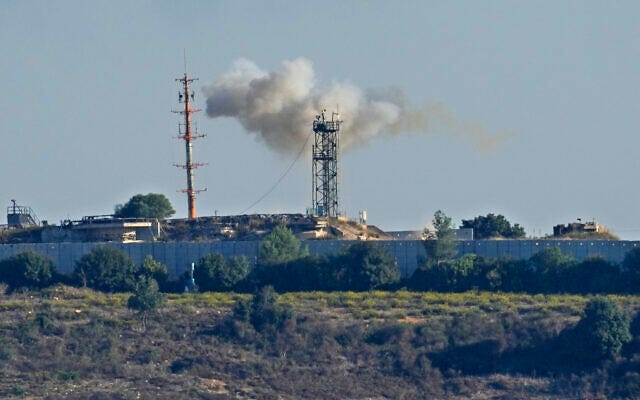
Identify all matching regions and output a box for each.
[1,287,639,399]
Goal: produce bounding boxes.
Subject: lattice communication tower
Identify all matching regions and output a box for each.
[312,109,341,217]
[173,72,206,219]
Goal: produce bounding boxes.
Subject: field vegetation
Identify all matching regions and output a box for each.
[2,225,640,398]
[0,286,639,399]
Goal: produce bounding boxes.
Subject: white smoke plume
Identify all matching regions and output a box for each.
[203,58,511,154]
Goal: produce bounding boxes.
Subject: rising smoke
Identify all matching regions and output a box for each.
[203,58,510,154]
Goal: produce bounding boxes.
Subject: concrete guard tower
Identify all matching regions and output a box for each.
[312,109,341,217]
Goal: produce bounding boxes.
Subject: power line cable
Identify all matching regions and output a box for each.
[239,131,313,214]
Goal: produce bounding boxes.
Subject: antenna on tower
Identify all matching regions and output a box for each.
[172,65,207,220]
[183,49,187,74]
[311,107,341,217]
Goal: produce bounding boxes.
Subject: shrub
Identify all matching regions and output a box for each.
[128,276,165,329]
[194,253,249,292]
[251,255,331,292]
[249,285,292,332]
[573,297,631,363]
[529,247,577,293]
[623,247,640,293]
[74,246,138,292]
[114,193,175,219]
[259,225,307,266]
[331,242,400,291]
[409,254,476,292]
[571,256,621,294]
[139,255,168,287]
[0,251,56,290]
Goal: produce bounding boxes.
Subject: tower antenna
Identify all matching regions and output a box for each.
[183,49,187,74]
[172,65,207,219]
[311,108,341,217]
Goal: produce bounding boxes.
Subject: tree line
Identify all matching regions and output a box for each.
[1,223,640,296]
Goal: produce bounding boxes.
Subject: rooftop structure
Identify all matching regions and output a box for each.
[553,220,610,237]
[41,215,160,243]
[6,200,39,228]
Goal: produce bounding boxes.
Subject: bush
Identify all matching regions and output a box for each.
[139,255,168,287]
[114,193,175,219]
[194,253,249,292]
[0,251,56,290]
[461,213,525,239]
[529,247,577,293]
[259,225,307,266]
[249,285,292,332]
[74,246,138,292]
[128,276,165,329]
[409,254,476,292]
[623,247,640,293]
[571,256,621,294]
[331,242,400,291]
[572,297,631,363]
[251,255,331,292]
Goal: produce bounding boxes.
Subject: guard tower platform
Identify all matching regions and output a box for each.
[7,200,39,228]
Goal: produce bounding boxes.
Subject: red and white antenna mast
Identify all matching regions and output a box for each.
[173,67,206,219]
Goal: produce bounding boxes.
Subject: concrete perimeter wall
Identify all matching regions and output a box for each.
[0,240,639,278]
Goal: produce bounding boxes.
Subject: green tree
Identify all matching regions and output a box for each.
[114,193,175,219]
[529,247,577,293]
[194,253,250,292]
[74,246,138,292]
[259,225,308,266]
[573,297,631,363]
[423,210,457,267]
[409,253,482,292]
[571,256,621,294]
[623,247,640,292]
[0,251,56,290]
[139,255,168,287]
[251,255,331,292]
[127,276,165,330]
[332,242,400,291]
[248,285,292,332]
[461,213,525,239]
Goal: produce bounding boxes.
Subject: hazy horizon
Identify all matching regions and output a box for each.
[2,1,639,238]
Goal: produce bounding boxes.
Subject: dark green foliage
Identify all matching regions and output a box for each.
[259,225,308,266]
[529,247,577,293]
[128,276,165,329]
[194,253,250,292]
[573,297,631,363]
[461,213,526,239]
[114,193,175,219]
[254,243,400,292]
[248,286,292,332]
[571,256,621,294]
[409,254,476,292]
[408,247,627,295]
[623,247,640,291]
[74,246,138,292]
[331,242,400,291]
[623,311,640,356]
[423,210,457,267]
[139,255,168,287]
[366,323,408,345]
[0,251,56,290]
[251,255,331,292]
[128,276,165,314]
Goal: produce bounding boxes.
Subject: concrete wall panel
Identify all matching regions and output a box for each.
[2,239,640,279]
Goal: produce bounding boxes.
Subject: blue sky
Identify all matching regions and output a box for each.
[1,1,639,238]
